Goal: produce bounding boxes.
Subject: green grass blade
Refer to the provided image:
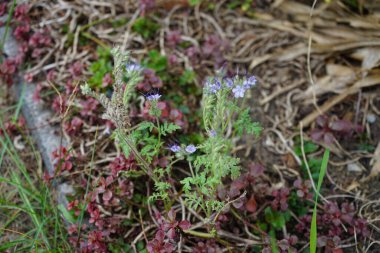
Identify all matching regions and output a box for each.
[58,204,76,224]
[0,105,71,251]
[0,125,50,248]
[269,229,280,253]
[0,0,17,54]
[12,83,25,123]
[310,149,330,253]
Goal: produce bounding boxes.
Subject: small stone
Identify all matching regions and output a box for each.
[367,113,376,124]
[347,163,363,172]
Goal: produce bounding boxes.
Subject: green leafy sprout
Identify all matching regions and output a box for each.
[310,149,330,253]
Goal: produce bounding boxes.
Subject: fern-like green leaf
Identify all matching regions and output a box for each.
[159,122,181,136]
[234,108,262,137]
[137,122,155,132]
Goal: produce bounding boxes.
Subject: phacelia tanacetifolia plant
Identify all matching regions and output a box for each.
[81,47,262,241]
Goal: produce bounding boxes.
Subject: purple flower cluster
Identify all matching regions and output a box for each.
[169,144,181,152]
[125,62,143,75]
[209,130,217,137]
[145,89,162,101]
[232,85,245,98]
[205,78,221,94]
[204,73,257,98]
[146,93,161,101]
[185,145,197,154]
[169,144,197,154]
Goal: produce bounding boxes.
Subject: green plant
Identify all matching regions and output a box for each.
[310,149,330,253]
[178,69,195,86]
[81,48,262,222]
[227,0,255,13]
[189,0,202,6]
[132,17,160,39]
[294,140,322,182]
[0,102,71,251]
[264,207,290,230]
[142,50,169,81]
[87,46,113,88]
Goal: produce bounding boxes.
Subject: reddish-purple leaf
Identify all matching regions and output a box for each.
[232,197,245,209]
[293,179,302,188]
[310,129,324,142]
[231,177,246,191]
[316,115,328,127]
[156,230,165,241]
[146,242,154,253]
[229,187,240,198]
[245,196,257,213]
[329,120,352,132]
[178,220,191,230]
[324,132,335,145]
[167,208,176,221]
[105,176,114,186]
[163,243,174,253]
[167,228,176,240]
[249,163,264,177]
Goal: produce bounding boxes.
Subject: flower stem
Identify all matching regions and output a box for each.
[183,229,215,239]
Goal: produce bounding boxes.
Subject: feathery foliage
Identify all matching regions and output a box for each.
[81,47,262,220]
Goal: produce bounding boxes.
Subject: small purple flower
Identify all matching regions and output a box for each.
[232,85,245,98]
[243,75,257,89]
[206,78,221,94]
[146,93,161,101]
[170,144,181,152]
[223,77,234,88]
[185,145,197,154]
[125,62,143,74]
[209,130,217,137]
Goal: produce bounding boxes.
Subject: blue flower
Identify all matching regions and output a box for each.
[243,75,257,89]
[146,94,162,101]
[185,145,197,154]
[209,130,217,137]
[125,62,143,74]
[223,77,234,88]
[169,144,181,152]
[206,78,221,94]
[232,85,245,98]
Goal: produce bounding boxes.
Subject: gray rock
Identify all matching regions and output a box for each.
[1,25,75,224]
[13,79,67,177]
[0,17,19,58]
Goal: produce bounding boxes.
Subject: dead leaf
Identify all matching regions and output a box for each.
[282,153,298,169]
[155,0,189,9]
[350,48,380,70]
[369,142,380,178]
[294,64,356,102]
[13,135,25,150]
[347,163,363,173]
[300,75,380,127]
[346,181,360,191]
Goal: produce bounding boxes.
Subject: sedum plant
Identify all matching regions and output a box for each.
[81,47,261,221]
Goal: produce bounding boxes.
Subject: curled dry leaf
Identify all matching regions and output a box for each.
[13,135,25,150]
[350,48,380,70]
